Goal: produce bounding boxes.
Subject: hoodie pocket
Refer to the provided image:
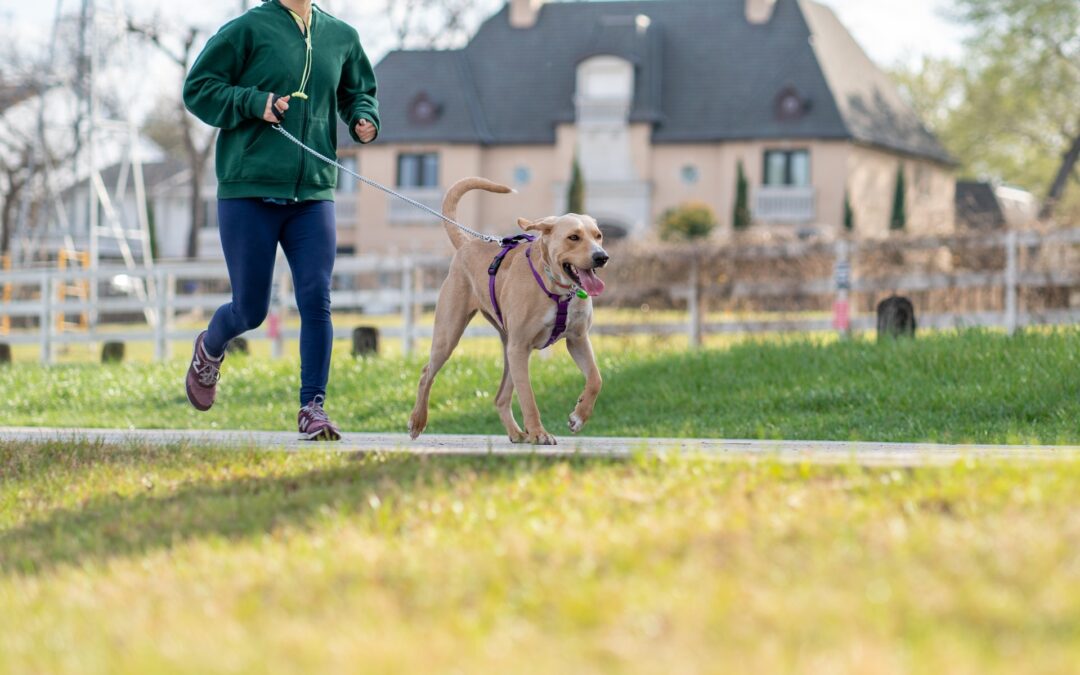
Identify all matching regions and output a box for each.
[302,118,338,190]
[239,119,302,183]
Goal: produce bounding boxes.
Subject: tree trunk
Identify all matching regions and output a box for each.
[0,172,25,256]
[1039,129,1080,220]
[186,160,204,260]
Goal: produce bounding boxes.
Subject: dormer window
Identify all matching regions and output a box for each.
[775,86,809,122]
[408,92,441,126]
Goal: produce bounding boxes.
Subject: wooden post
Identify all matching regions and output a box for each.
[165,272,176,359]
[154,269,168,361]
[270,268,288,359]
[1004,229,1018,335]
[402,257,415,357]
[688,255,702,348]
[832,239,852,337]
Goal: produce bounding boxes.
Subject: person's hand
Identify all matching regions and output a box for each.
[263,94,290,123]
[355,118,376,143]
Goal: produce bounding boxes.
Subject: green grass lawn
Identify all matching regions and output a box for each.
[3,329,1080,444]
[2,443,1079,674]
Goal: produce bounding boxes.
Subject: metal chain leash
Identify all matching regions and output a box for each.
[272,124,500,243]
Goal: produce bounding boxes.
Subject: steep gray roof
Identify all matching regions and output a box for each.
[367,0,950,164]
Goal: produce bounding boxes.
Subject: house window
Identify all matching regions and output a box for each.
[338,156,358,194]
[914,163,931,197]
[763,149,810,187]
[397,153,439,188]
[202,199,218,229]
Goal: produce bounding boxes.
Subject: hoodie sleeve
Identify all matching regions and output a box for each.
[183,31,272,131]
[337,32,380,144]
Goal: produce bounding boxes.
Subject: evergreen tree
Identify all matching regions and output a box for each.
[567,157,585,214]
[733,161,751,230]
[843,191,855,232]
[890,165,907,230]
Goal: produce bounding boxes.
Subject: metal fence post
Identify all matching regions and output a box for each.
[402,257,415,357]
[1005,229,1018,335]
[40,273,52,364]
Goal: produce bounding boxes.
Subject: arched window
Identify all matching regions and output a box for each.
[575,55,634,124]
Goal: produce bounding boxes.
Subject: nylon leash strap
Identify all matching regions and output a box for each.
[271,124,500,243]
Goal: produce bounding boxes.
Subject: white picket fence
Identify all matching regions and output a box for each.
[0,255,452,363]
[2,227,1079,362]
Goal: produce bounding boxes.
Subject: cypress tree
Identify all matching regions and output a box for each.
[733,161,751,230]
[843,191,854,232]
[567,157,585,214]
[890,164,906,230]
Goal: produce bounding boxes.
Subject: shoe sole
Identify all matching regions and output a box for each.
[186,384,212,412]
[300,427,342,442]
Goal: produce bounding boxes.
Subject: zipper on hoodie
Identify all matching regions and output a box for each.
[294,103,308,201]
[279,3,313,202]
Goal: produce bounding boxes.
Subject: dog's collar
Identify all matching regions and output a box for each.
[545,267,574,292]
[532,243,576,291]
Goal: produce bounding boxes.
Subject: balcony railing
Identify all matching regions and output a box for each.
[387,187,443,225]
[753,186,816,223]
[334,192,359,228]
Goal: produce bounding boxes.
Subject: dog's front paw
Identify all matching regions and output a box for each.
[525,430,557,446]
[568,412,585,433]
[407,413,426,439]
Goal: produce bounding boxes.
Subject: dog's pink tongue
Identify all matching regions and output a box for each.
[578,269,606,296]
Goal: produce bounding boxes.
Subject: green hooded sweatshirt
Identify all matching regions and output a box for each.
[183,0,379,202]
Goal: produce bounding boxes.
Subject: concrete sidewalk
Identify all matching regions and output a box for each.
[1,426,1078,466]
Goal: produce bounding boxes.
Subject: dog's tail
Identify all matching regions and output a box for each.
[442,177,513,249]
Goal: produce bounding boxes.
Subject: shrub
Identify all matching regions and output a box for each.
[659,202,718,241]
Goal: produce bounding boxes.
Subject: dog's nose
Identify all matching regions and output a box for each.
[592,251,609,267]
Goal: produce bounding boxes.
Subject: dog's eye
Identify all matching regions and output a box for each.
[568,234,580,241]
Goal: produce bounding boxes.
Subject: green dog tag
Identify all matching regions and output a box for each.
[576,289,588,299]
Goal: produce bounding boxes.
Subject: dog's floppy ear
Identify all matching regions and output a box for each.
[518,216,558,234]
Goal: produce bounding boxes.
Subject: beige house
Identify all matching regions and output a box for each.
[338,0,955,255]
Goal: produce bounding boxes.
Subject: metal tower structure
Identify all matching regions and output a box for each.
[12,0,157,326]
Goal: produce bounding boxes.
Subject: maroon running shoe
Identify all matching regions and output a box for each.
[185,331,223,412]
[298,395,342,441]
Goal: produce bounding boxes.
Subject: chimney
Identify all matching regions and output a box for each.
[745,0,777,24]
[509,0,545,29]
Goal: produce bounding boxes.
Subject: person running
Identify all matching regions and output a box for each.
[182,0,379,440]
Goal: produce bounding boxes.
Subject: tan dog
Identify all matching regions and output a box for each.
[408,177,610,445]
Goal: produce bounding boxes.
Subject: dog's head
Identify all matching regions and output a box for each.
[517,213,609,296]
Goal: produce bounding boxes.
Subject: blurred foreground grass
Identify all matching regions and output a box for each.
[2,443,1079,674]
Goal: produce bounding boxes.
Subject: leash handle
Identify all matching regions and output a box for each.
[270,95,287,122]
[270,124,500,243]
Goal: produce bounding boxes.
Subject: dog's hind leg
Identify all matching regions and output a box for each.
[565,333,602,434]
[408,270,474,439]
[494,338,526,443]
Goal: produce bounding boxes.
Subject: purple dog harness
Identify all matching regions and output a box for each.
[488,234,576,348]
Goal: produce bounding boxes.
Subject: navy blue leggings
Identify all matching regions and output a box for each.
[205,198,336,407]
